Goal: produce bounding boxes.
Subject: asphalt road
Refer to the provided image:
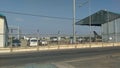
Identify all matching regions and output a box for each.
[0,46,120,67]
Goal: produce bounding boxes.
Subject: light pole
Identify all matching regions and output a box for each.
[10,29,13,52]
[37,29,39,51]
[88,0,92,47]
[73,0,90,44]
[78,0,89,45]
[17,26,20,40]
[73,0,76,44]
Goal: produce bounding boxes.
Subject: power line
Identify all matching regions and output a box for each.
[0,10,79,20]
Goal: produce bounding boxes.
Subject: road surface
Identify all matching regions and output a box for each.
[0,46,120,68]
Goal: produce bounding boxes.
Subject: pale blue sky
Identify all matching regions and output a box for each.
[0,0,119,35]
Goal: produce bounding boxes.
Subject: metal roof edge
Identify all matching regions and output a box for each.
[76,10,120,26]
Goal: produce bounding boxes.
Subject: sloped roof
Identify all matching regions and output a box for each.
[0,14,8,30]
[76,10,120,26]
[0,14,5,17]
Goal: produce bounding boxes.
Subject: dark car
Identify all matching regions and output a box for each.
[12,39,21,47]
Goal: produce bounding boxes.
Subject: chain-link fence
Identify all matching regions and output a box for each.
[0,30,120,53]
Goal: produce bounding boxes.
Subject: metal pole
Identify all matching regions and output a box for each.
[73,0,76,44]
[89,0,92,47]
[37,29,39,51]
[112,20,115,46]
[10,29,13,52]
[18,26,20,40]
[113,19,117,46]
[114,19,117,42]
[106,9,110,42]
[101,25,104,47]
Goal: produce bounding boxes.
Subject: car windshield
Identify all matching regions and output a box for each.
[31,40,37,42]
[13,40,20,43]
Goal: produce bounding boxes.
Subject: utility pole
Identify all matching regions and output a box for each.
[37,29,39,51]
[89,0,92,47]
[72,0,89,44]
[18,26,20,40]
[10,29,13,52]
[73,0,76,44]
[106,9,110,42]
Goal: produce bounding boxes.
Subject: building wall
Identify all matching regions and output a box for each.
[0,18,4,47]
[102,18,120,42]
[4,18,8,47]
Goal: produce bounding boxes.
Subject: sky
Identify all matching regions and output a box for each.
[0,0,119,35]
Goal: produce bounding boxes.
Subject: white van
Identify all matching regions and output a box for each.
[29,38,38,46]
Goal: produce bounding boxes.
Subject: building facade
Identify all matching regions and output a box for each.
[76,10,120,42]
[102,17,120,42]
[0,15,8,47]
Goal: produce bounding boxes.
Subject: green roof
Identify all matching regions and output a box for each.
[0,14,8,30]
[0,14,5,17]
[76,10,120,26]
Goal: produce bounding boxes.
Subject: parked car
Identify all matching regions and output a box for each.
[29,38,38,46]
[12,39,21,47]
[50,37,58,42]
[39,40,48,45]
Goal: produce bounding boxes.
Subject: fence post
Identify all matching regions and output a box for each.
[10,35,13,52]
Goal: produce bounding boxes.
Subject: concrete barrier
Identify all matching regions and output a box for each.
[0,42,120,53]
